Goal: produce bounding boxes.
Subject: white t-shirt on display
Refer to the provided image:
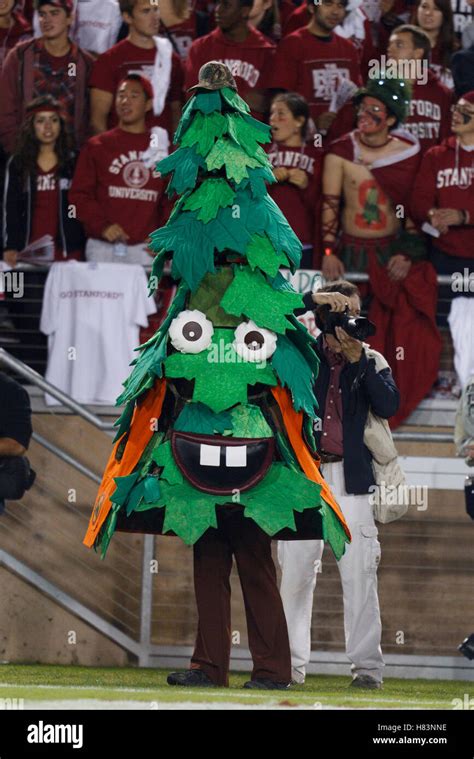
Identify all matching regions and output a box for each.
[40,261,157,406]
[34,0,122,55]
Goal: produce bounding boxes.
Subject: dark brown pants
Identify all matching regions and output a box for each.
[190,508,291,687]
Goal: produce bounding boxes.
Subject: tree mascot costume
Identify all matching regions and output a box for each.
[84,62,351,689]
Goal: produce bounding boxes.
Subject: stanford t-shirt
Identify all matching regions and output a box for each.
[89,39,184,136]
[40,262,157,406]
[70,127,168,245]
[269,28,362,138]
[266,142,322,248]
[30,166,59,255]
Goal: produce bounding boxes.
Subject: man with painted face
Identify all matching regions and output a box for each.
[321,76,442,427]
[269,0,362,140]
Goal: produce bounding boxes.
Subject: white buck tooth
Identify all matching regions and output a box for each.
[226,446,247,468]
[200,444,221,467]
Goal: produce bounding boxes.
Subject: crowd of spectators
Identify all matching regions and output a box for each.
[0,0,473,416]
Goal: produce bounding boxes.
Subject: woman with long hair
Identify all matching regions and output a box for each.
[267,92,323,269]
[3,94,84,267]
[2,95,84,370]
[413,0,458,88]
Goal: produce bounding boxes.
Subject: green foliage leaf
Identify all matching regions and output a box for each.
[113,400,135,442]
[174,403,232,435]
[236,165,276,198]
[192,89,223,115]
[180,111,228,157]
[272,334,319,416]
[157,147,204,196]
[252,195,302,270]
[173,91,223,144]
[152,440,184,485]
[246,234,289,278]
[221,87,250,114]
[228,404,273,438]
[226,113,272,154]
[220,266,303,334]
[242,463,323,535]
[150,212,216,291]
[111,471,140,508]
[320,501,350,561]
[206,137,262,184]
[183,178,235,223]
[148,249,167,296]
[160,479,221,545]
[164,328,277,413]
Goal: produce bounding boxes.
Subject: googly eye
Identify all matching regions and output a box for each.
[233,321,278,363]
[169,310,214,354]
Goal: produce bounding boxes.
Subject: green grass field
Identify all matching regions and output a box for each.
[0,664,468,709]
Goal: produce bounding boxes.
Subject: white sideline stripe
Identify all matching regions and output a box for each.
[0,684,451,706]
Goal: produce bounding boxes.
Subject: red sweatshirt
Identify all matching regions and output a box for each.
[89,39,184,137]
[269,28,362,141]
[404,71,453,154]
[410,136,474,258]
[266,141,322,248]
[70,127,169,245]
[184,26,275,105]
[0,11,32,71]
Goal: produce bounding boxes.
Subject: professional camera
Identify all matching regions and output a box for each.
[315,305,376,341]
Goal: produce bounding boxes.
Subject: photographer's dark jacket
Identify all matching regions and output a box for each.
[312,334,400,495]
[2,155,85,258]
[0,372,32,450]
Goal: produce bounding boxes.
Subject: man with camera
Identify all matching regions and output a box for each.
[0,370,34,514]
[278,280,400,689]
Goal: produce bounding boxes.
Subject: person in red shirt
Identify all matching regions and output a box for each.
[71,74,170,266]
[269,0,362,141]
[3,95,84,266]
[0,0,93,153]
[411,92,474,395]
[321,77,441,426]
[89,0,183,140]
[0,0,32,71]
[267,92,322,267]
[410,91,474,271]
[184,0,276,118]
[412,0,458,88]
[159,0,204,61]
[386,24,452,152]
[283,0,376,77]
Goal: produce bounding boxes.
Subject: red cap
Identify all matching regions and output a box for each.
[118,74,154,101]
[460,91,474,104]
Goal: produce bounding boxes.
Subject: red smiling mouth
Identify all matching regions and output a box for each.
[171,431,275,495]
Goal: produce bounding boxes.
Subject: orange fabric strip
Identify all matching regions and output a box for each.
[271,385,351,539]
[83,380,167,548]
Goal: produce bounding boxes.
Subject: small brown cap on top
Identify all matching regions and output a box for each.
[188,61,237,93]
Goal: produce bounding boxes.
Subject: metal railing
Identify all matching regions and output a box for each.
[0,349,155,665]
[0,348,115,431]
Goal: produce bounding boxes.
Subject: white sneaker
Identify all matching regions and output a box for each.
[291,668,305,685]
